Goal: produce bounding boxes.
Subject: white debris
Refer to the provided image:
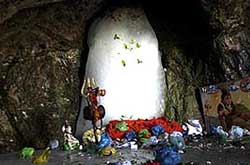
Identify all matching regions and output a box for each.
[229,125,244,139]
[216,126,229,137]
[22,111,28,119]
[243,129,250,136]
[206,161,212,165]
[183,119,203,136]
[240,146,246,150]
[130,141,138,151]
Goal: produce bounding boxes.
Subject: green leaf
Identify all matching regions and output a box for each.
[136,42,141,48]
[137,59,143,64]
[121,60,126,67]
[129,39,135,44]
[114,34,120,40]
[123,43,128,49]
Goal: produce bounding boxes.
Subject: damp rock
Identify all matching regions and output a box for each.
[0,0,106,153]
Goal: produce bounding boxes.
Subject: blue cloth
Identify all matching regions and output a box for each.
[228,85,239,92]
[169,132,185,150]
[156,147,182,165]
[151,125,165,136]
[98,133,112,149]
[210,125,218,135]
[125,131,137,141]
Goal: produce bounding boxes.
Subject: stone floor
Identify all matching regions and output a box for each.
[1,137,250,165]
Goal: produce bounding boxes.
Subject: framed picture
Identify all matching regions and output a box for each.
[199,77,250,132]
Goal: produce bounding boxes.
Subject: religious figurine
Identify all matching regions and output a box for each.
[62,120,80,151]
[31,139,59,164]
[32,147,51,165]
[81,78,106,144]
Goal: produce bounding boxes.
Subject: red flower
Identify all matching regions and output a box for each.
[106,117,182,139]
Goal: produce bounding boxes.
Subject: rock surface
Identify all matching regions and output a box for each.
[0,0,105,153]
[0,0,66,24]
[209,0,250,80]
[143,0,209,122]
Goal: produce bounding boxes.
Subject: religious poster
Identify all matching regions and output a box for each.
[199,77,250,131]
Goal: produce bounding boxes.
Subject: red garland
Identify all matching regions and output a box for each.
[106,117,182,139]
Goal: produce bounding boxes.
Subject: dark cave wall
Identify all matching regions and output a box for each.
[210,0,250,80]
[143,0,212,122]
[0,0,66,24]
[0,0,250,153]
[142,0,250,122]
[0,0,106,153]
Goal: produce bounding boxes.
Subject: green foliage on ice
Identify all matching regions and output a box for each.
[137,59,143,64]
[113,33,143,66]
[129,39,135,44]
[123,43,128,49]
[121,60,126,67]
[113,34,120,40]
[136,42,141,48]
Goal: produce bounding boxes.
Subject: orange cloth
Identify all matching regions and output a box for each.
[106,117,182,139]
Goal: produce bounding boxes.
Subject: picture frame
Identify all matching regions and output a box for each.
[198,77,250,132]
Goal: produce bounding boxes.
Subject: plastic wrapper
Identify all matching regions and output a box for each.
[125,131,137,141]
[130,141,138,151]
[209,125,217,135]
[216,126,228,144]
[114,141,138,150]
[229,125,244,139]
[149,136,158,145]
[109,160,132,165]
[115,121,129,132]
[158,133,169,144]
[49,139,59,150]
[169,131,185,150]
[155,147,181,165]
[19,147,35,159]
[99,147,116,156]
[151,125,165,136]
[216,126,229,137]
[182,119,203,136]
[243,129,250,136]
[138,129,151,143]
[141,136,159,148]
[114,141,130,149]
[98,132,112,149]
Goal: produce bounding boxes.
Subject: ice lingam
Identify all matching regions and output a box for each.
[76,7,166,134]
